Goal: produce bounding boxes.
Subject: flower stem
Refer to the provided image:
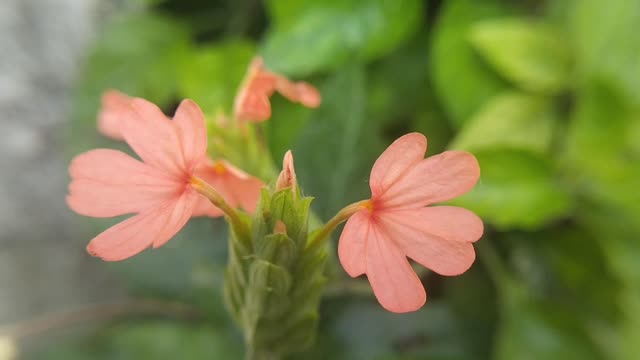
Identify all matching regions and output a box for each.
[306,200,370,250]
[190,176,248,235]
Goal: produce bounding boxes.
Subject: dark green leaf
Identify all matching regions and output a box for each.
[261,0,423,76]
[293,65,386,219]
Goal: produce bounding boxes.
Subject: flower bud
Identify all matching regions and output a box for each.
[223,183,326,359]
[276,150,297,194]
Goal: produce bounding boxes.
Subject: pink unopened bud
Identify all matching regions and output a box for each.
[276,150,297,194]
[273,220,287,234]
[234,57,321,122]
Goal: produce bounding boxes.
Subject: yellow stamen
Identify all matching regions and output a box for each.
[213,161,227,174]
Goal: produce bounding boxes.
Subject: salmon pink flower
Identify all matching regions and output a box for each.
[338,133,483,313]
[93,89,265,219]
[234,57,321,122]
[67,97,228,261]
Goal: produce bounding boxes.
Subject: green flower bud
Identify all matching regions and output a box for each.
[224,186,328,360]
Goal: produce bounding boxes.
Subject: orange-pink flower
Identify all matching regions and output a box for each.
[338,133,483,313]
[67,96,262,261]
[94,89,264,217]
[234,57,321,122]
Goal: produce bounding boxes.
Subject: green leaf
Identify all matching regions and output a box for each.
[35,321,243,360]
[430,0,509,127]
[264,96,315,168]
[293,65,386,219]
[495,285,604,360]
[177,40,255,114]
[449,150,572,230]
[450,92,556,154]
[565,81,640,214]
[261,0,423,76]
[570,0,640,105]
[332,301,470,360]
[470,19,571,94]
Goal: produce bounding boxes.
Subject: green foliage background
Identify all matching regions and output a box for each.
[41,0,640,359]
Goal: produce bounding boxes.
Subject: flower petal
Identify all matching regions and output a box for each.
[172,99,207,168]
[234,58,278,122]
[86,192,196,261]
[370,133,427,199]
[97,90,131,140]
[194,160,264,214]
[338,210,370,277]
[380,208,478,276]
[274,79,321,108]
[366,223,426,313]
[379,150,480,209]
[67,149,179,217]
[121,98,185,176]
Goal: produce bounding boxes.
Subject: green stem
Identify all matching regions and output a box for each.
[190,176,250,238]
[306,200,370,250]
[475,238,512,298]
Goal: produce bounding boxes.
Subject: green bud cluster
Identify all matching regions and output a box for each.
[224,187,328,360]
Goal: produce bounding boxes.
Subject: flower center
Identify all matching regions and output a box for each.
[360,199,375,213]
[213,161,227,174]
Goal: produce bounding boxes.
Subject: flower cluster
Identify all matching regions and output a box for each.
[67,56,483,314]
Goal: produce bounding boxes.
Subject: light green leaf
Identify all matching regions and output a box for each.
[449,150,572,230]
[470,19,571,94]
[261,0,422,76]
[430,0,509,127]
[570,0,640,105]
[565,81,640,215]
[451,92,556,154]
[177,40,255,114]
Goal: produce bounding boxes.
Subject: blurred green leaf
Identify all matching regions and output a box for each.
[495,285,604,360]
[470,19,571,94]
[332,301,469,360]
[293,65,385,219]
[70,12,190,155]
[570,0,640,104]
[177,40,255,114]
[36,321,243,360]
[449,150,572,230]
[78,13,189,104]
[470,18,571,94]
[451,92,556,154]
[430,0,509,127]
[565,81,640,214]
[264,96,315,163]
[261,0,422,76]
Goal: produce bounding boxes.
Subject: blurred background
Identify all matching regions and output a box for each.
[1,0,639,359]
